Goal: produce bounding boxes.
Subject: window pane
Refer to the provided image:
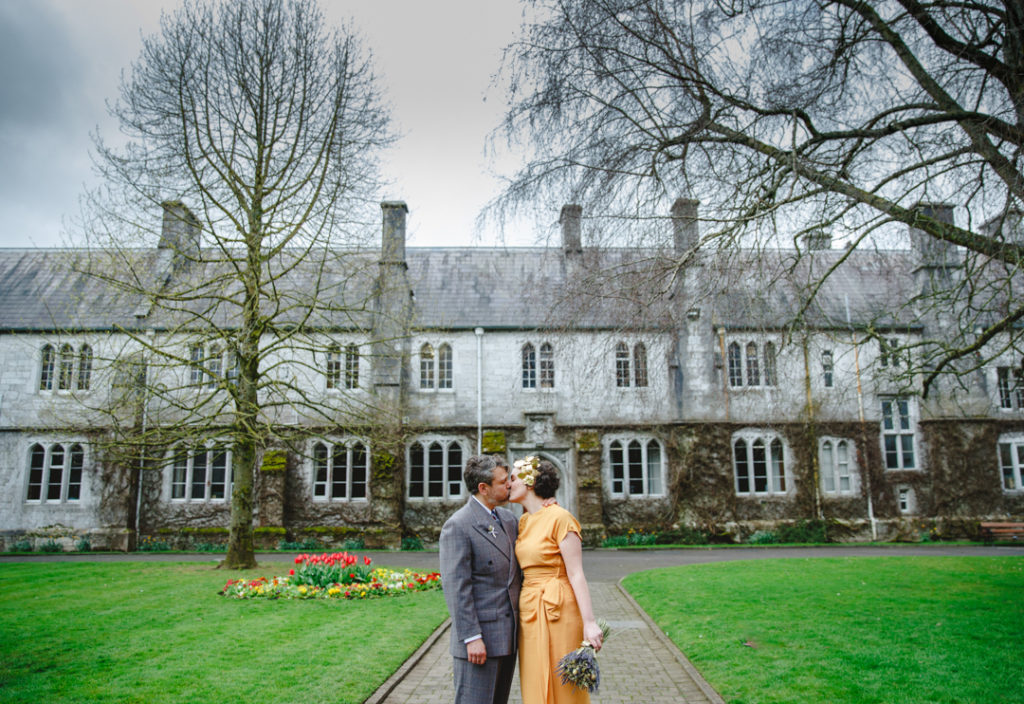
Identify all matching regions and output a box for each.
[634,343,648,387]
[210,448,227,499]
[770,439,785,492]
[313,443,328,497]
[727,343,742,387]
[47,444,65,500]
[884,435,899,469]
[58,345,74,391]
[1001,443,1015,489]
[332,445,349,499]
[447,444,462,496]
[172,451,187,499]
[438,345,452,389]
[746,342,760,386]
[206,346,221,388]
[420,344,434,389]
[522,344,536,388]
[350,443,367,499]
[898,400,910,429]
[647,441,661,494]
[752,440,767,492]
[900,435,915,469]
[326,346,341,389]
[763,343,777,386]
[27,444,45,500]
[733,439,749,493]
[539,343,554,388]
[77,346,92,391]
[616,343,630,387]
[428,442,444,497]
[998,368,1012,408]
[39,345,54,391]
[881,400,894,430]
[610,441,624,494]
[821,441,835,492]
[837,441,850,492]
[409,444,424,497]
[191,450,207,500]
[627,440,644,495]
[345,344,359,389]
[190,345,204,386]
[68,444,83,500]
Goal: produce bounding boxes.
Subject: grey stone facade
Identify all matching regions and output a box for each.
[1,200,1022,550]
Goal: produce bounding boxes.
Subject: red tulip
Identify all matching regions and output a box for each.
[364,556,371,566]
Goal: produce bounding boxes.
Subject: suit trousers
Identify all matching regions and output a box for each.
[452,653,516,704]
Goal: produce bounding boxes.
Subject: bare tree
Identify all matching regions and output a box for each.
[80,0,392,568]
[496,0,1024,392]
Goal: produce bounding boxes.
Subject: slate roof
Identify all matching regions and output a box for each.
[0,243,957,333]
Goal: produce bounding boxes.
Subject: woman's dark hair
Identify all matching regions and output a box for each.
[533,460,560,499]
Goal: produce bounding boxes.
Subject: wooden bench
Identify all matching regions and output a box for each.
[979,522,1024,544]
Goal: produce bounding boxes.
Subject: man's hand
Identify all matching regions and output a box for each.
[541,497,559,507]
[466,638,487,665]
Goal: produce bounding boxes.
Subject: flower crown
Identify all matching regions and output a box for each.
[514,456,540,486]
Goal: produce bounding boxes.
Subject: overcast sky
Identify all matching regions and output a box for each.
[0,0,541,249]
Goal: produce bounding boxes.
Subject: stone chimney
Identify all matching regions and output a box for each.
[802,231,831,250]
[381,201,408,264]
[159,201,200,261]
[671,197,699,254]
[560,204,583,255]
[909,202,959,268]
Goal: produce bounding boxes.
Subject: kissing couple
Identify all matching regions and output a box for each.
[439,454,604,704]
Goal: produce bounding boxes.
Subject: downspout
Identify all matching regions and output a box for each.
[134,343,151,548]
[475,327,484,454]
[847,295,877,540]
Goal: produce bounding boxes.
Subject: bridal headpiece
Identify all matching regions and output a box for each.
[514,455,540,486]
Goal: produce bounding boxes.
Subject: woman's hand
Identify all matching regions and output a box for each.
[583,620,603,651]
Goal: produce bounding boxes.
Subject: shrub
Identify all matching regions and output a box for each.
[748,530,778,545]
[654,527,710,545]
[776,519,829,544]
[39,539,63,553]
[278,538,323,551]
[75,537,92,553]
[601,529,659,547]
[11,539,33,553]
[191,541,227,553]
[137,536,172,552]
[340,537,365,550]
[402,535,424,551]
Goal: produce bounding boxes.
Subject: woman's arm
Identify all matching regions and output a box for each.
[560,531,603,650]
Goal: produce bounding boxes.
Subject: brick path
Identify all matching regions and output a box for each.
[367,581,725,704]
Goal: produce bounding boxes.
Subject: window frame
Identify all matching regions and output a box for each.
[25,442,85,503]
[996,365,1024,410]
[605,436,665,498]
[732,430,789,496]
[406,436,467,500]
[311,438,370,501]
[522,343,536,389]
[819,437,857,495]
[344,344,360,389]
[821,350,834,388]
[997,433,1024,493]
[169,444,232,502]
[437,343,453,390]
[539,342,555,388]
[615,342,631,387]
[880,397,917,471]
[39,342,93,393]
[326,344,342,390]
[727,339,777,388]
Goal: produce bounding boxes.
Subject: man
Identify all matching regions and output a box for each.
[439,455,521,704]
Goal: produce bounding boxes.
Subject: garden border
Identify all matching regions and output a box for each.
[364,617,452,704]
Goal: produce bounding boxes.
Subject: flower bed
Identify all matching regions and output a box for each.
[219,552,441,600]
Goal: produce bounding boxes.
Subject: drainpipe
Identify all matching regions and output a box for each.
[803,332,822,519]
[847,295,877,540]
[134,339,152,548]
[717,327,730,421]
[475,327,484,454]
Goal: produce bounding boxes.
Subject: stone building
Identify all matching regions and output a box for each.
[1,200,1021,550]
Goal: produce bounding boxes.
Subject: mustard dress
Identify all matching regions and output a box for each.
[515,505,589,704]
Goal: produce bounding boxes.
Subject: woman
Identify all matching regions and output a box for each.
[510,456,603,704]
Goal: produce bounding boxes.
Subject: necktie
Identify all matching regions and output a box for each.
[490,508,499,522]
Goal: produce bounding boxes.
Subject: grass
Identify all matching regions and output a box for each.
[623,556,1024,704]
[0,561,448,704]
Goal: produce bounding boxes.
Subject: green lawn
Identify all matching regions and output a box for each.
[623,556,1024,704]
[0,561,448,704]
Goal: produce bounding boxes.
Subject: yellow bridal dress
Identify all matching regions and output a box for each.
[516,505,589,704]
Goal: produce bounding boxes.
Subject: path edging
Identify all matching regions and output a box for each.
[615,580,728,704]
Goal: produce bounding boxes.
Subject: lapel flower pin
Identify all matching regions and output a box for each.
[487,524,496,538]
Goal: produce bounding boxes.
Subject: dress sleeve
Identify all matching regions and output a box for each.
[552,507,582,544]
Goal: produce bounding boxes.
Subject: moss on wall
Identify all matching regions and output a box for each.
[481,430,506,453]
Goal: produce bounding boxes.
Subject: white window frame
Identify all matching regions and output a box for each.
[996,365,1024,411]
[522,343,536,389]
[615,342,631,387]
[189,343,233,390]
[38,342,92,393]
[997,433,1024,493]
[880,397,917,471]
[732,430,789,496]
[822,350,834,388]
[727,339,777,388]
[311,439,369,501]
[406,436,467,500]
[819,437,858,495]
[25,442,85,503]
[326,344,342,390]
[539,342,555,389]
[169,444,232,502]
[897,486,916,514]
[344,344,360,389]
[605,436,665,497]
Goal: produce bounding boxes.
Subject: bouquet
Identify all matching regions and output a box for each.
[555,618,611,693]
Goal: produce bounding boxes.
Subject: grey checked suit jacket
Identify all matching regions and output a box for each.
[439,498,521,659]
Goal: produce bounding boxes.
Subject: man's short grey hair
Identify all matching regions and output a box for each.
[463,454,509,495]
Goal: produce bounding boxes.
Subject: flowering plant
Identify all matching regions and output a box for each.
[514,455,540,486]
[555,618,611,693]
[219,552,441,601]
